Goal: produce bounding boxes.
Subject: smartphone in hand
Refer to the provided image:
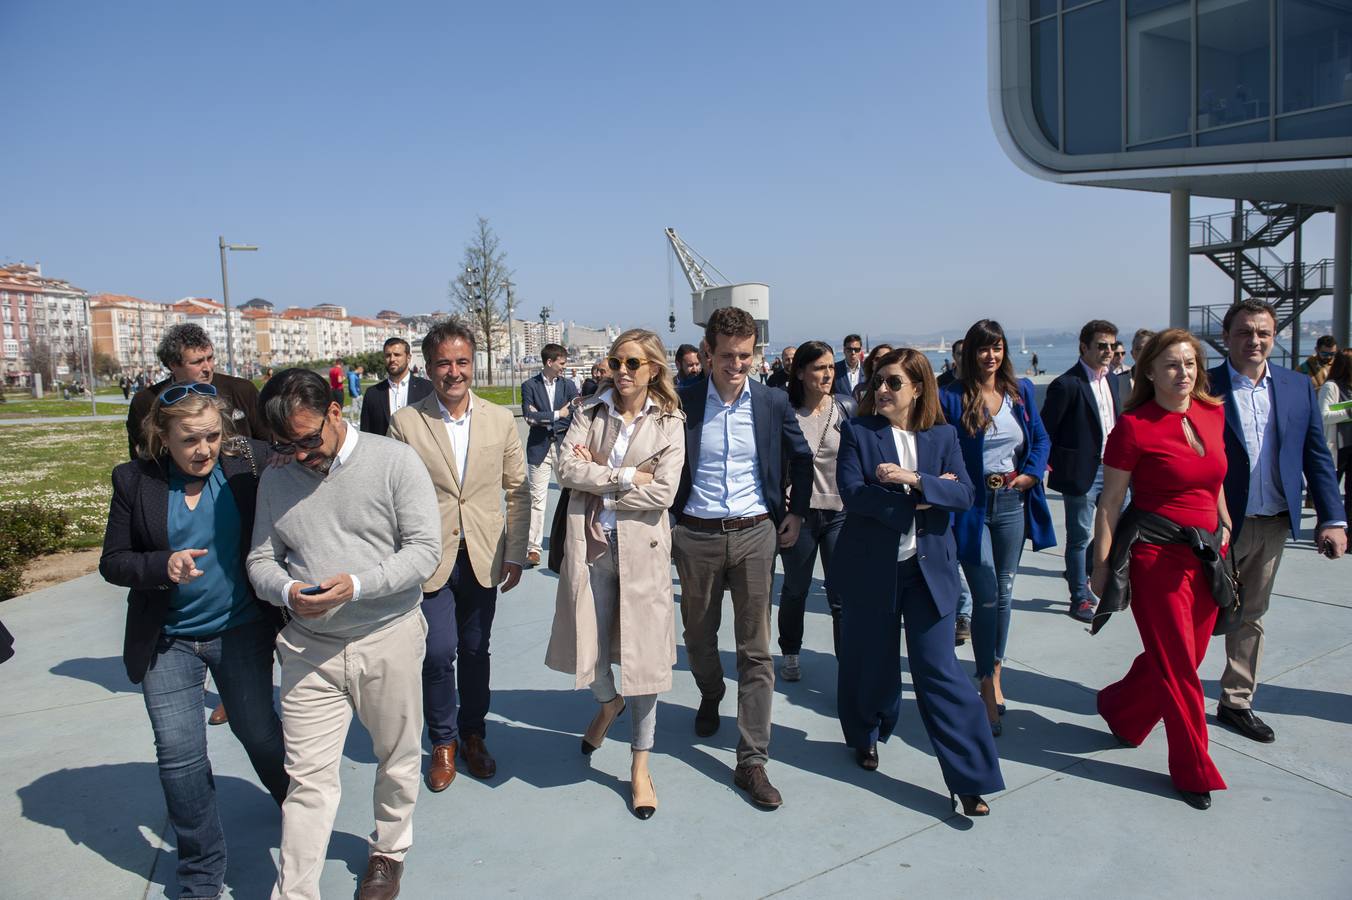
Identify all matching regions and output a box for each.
[299,585,326,596]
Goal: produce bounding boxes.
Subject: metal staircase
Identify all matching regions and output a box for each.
[1188,202,1332,367]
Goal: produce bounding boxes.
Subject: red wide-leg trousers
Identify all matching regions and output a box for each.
[1098,543,1227,793]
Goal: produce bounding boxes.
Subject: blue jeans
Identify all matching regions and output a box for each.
[777,508,845,655]
[961,488,1026,679]
[1061,466,1104,603]
[422,546,498,745]
[140,618,287,899]
[956,566,972,620]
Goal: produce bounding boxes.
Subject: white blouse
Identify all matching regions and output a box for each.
[890,426,918,562]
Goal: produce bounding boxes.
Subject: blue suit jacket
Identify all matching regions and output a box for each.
[938,378,1056,561]
[832,359,863,397]
[1209,361,1344,541]
[671,376,813,525]
[1040,362,1121,496]
[825,417,974,618]
[521,373,579,466]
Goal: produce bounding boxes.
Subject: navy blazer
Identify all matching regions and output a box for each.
[938,378,1056,562]
[825,417,974,618]
[359,375,434,437]
[99,440,282,684]
[1040,362,1122,495]
[832,359,864,397]
[1209,360,1344,541]
[672,376,813,524]
[522,373,579,466]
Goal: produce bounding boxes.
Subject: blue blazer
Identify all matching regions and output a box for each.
[521,373,579,466]
[825,417,975,618]
[1208,361,1344,541]
[1040,362,1121,496]
[938,378,1056,562]
[672,376,813,525]
[832,359,863,397]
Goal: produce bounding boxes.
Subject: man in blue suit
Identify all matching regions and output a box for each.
[671,306,813,809]
[833,333,865,397]
[521,343,578,567]
[1040,319,1121,621]
[1211,300,1346,744]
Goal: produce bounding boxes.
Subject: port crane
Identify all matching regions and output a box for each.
[664,227,770,351]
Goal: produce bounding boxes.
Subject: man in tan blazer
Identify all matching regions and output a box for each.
[389,321,529,790]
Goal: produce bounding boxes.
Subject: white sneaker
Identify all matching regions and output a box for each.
[781,654,801,682]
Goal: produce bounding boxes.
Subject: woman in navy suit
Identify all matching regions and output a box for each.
[939,320,1054,734]
[829,349,1004,817]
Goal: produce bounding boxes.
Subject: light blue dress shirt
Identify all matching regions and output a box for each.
[1227,362,1287,517]
[683,378,768,519]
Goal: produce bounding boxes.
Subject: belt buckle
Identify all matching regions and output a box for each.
[721,516,740,533]
[986,473,1005,491]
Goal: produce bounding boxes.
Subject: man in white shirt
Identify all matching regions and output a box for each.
[521,343,579,566]
[359,337,433,437]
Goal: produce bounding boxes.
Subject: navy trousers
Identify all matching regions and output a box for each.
[838,557,1005,796]
[422,547,497,745]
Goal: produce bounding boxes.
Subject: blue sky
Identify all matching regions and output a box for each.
[1,1,1334,348]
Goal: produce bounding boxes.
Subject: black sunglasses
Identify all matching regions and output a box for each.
[871,374,914,392]
[1092,341,1113,351]
[606,356,646,373]
[269,420,327,455]
[159,383,218,405]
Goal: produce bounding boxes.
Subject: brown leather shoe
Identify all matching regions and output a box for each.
[733,763,783,809]
[358,854,403,900]
[458,734,497,779]
[426,741,457,792]
[526,550,542,568]
[208,702,228,726]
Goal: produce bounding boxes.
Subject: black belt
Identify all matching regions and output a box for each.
[678,513,770,533]
[984,471,1016,490]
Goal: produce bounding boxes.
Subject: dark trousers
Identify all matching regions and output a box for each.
[837,558,1005,796]
[777,508,845,655]
[422,546,497,745]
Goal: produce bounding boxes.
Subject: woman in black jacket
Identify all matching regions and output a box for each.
[100,383,287,900]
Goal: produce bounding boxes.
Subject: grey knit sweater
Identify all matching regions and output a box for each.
[247,430,442,639]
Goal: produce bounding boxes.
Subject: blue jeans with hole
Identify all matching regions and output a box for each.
[141,618,287,899]
[961,488,1027,679]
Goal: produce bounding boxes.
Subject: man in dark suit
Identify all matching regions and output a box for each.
[1040,319,1122,621]
[832,333,865,396]
[936,339,965,389]
[360,337,433,437]
[671,306,813,809]
[766,345,795,389]
[521,343,578,567]
[1209,300,1346,744]
[126,323,269,460]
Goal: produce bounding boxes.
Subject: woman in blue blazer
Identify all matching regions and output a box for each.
[828,349,1004,817]
[938,320,1054,735]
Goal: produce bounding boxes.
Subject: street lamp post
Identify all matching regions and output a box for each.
[218,236,258,376]
[504,279,517,406]
[82,293,96,415]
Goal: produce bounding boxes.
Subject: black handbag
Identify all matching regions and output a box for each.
[546,487,570,575]
[1199,538,1243,636]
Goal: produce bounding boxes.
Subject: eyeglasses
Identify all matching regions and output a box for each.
[159,383,218,405]
[606,356,647,373]
[269,420,327,455]
[871,374,914,392]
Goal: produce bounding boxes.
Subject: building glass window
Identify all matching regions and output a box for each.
[1198,0,1271,130]
[1127,0,1192,144]
[1277,100,1352,139]
[1198,119,1271,145]
[1032,0,1058,16]
[1064,0,1122,154]
[1279,0,1352,114]
[1031,17,1060,147]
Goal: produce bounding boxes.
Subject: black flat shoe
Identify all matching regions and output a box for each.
[855,744,879,771]
[951,793,990,817]
[580,698,626,755]
[1178,789,1212,810]
[1216,705,1275,743]
[997,703,1007,717]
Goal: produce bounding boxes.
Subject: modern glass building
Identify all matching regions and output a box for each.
[990,0,1351,345]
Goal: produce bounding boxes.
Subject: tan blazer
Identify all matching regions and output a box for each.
[389,391,529,591]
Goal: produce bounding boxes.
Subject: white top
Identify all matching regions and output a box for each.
[543,375,561,419]
[282,423,363,606]
[1080,360,1115,454]
[845,364,862,391]
[890,425,918,562]
[436,395,473,484]
[598,389,656,531]
[387,373,411,415]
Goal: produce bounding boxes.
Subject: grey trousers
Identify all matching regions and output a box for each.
[1219,515,1289,710]
[672,519,777,767]
[588,532,657,750]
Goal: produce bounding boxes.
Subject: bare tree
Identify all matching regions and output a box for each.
[26,340,55,384]
[449,216,513,385]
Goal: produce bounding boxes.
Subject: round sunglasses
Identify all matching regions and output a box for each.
[606,356,648,373]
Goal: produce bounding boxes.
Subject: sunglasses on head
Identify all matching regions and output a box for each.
[159,383,218,405]
[606,356,646,373]
[871,373,914,392]
[269,420,327,455]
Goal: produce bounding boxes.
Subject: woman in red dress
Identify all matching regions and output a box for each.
[1090,328,1233,810]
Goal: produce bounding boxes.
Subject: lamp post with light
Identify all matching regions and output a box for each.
[218,236,258,376]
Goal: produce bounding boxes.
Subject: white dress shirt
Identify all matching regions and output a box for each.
[436,395,473,484]
[387,373,411,416]
[543,375,563,420]
[597,389,657,531]
[282,423,363,606]
[1080,360,1116,455]
[891,426,918,562]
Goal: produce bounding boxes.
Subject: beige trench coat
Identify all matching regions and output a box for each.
[544,395,685,696]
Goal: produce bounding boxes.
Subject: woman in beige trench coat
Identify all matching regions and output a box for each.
[545,328,685,820]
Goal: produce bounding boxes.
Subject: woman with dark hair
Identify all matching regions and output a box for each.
[829,348,1003,816]
[1318,349,1352,520]
[938,320,1054,735]
[100,385,287,899]
[852,343,894,404]
[776,340,857,680]
[1090,329,1232,809]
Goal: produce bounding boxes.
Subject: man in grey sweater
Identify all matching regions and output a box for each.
[248,368,441,900]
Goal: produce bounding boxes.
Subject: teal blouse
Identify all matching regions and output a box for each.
[163,463,260,636]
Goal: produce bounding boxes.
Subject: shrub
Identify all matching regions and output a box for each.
[0,502,71,601]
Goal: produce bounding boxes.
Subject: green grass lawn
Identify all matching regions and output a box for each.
[474,385,520,407]
[0,421,123,549]
[0,398,126,419]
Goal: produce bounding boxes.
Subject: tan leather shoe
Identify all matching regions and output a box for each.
[426,741,457,792]
[458,734,497,779]
[358,854,403,900]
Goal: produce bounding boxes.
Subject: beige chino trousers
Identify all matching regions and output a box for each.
[271,611,427,900]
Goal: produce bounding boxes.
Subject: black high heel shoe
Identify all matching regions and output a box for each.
[951,793,990,817]
[1177,789,1211,810]
[580,698,626,755]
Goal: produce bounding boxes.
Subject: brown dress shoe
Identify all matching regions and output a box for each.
[358,854,403,900]
[733,763,783,809]
[426,741,457,792]
[208,702,228,726]
[458,734,497,779]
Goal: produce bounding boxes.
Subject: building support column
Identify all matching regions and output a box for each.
[1335,202,1351,351]
[1170,189,1190,330]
